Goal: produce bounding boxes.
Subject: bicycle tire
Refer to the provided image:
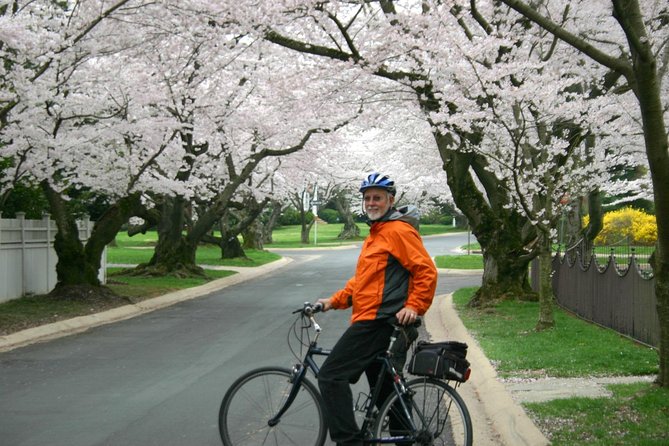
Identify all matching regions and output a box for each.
[373,377,472,446]
[218,366,327,446]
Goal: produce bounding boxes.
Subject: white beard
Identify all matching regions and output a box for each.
[366,206,389,221]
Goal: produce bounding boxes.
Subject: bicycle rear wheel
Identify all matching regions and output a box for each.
[218,366,327,446]
[373,377,472,446]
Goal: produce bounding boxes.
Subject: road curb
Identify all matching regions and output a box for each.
[0,257,292,353]
[424,293,550,446]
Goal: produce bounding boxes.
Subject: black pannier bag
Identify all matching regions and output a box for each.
[407,341,471,382]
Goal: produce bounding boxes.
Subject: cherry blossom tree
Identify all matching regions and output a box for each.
[2,1,365,282]
[229,0,653,310]
[238,1,550,303]
[120,34,359,273]
[0,0,161,293]
[274,96,450,243]
[441,1,649,329]
[496,0,669,389]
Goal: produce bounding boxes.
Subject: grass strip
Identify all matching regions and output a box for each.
[526,383,669,445]
[453,287,657,377]
[107,244,280,266]
[106,268,236,299]
[434,254,483,269]
[0,269,234,335]
[453,287,663,445]
[250,223,459,248]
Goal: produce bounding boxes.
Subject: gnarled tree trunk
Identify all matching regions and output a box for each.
[42,182,142,293]
[144,196,204,277]
[333,191,360,240]
[436,141,536,307]
[261,200,283,244]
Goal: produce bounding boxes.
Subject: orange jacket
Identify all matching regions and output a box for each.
[330,206,437,323]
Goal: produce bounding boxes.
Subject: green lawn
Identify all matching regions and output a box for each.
[109,224,461,253]
[107,244,280,267]
[434,254,483,269]
[106,268,236,298]
[0,269,235,335]
[453,287,664,445]
[267,223,460,248]
[526,383,669,445]
[110,231,281,266]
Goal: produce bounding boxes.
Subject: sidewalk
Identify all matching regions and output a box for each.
[424,293,551,446]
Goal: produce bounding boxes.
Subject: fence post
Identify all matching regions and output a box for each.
[43,213,52,290]
[17,212,26,295]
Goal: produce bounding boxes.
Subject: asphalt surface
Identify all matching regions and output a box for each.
[0,234,551,445]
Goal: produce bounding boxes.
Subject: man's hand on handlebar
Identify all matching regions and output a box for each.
[307,300,418,325]
[316,298,332,312]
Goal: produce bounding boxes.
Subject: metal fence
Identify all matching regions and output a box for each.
[531,238,658,347]
[0,213,106,303]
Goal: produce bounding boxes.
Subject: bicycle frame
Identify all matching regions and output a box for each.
[359,354,421,445]
[269,311,422,444]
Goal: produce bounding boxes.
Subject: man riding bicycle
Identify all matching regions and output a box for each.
[316,172,438,446]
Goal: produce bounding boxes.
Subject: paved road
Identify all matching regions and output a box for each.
[0,234,480,446]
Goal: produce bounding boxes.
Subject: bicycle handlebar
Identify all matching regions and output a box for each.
[293,303,421,328]
[293,302,324,316]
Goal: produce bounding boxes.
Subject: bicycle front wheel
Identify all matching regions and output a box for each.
[373,377,472,446]
[218,366,327,446]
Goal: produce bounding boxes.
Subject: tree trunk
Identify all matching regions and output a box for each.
[146,196,204,276]
[633,49,669,389]
[435,140,536,306]
[474,241,534,306]
[300,210,314,244]
[221,234,245,259]
[262,200,283,244]
[615,0,669,387]
[333,192,360,239]
[536,231,555,330]
[42,182,142,290]
[46,194,100,287]
[582,190,603,243]
[242,219,263,250]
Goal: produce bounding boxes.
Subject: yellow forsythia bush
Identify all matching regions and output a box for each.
[584,207,657,245]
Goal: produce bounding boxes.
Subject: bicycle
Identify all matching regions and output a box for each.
[218,302,473,446]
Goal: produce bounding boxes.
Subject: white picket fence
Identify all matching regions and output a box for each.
[0,213,107,303]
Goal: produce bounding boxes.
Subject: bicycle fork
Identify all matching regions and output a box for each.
[267,363,307,427]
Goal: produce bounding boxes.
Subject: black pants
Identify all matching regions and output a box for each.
[318,320,395,446]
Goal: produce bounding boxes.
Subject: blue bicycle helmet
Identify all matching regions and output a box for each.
[359,172,396,196]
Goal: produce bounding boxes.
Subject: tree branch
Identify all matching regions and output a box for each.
[264,29,425,83]
[498,0,633,78]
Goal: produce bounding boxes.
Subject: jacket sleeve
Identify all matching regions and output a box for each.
[329,276,355,309]
[383,225,437,315]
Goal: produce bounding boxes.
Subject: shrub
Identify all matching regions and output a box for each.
[279,207,312,225]
[420,210,454,225]
[585,207,657,246]
[318,208,339,223]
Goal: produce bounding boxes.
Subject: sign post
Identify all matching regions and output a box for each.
[311,185,320,245]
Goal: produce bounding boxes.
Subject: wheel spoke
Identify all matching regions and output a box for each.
[373,378,472,446]
[219,367,327,446]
